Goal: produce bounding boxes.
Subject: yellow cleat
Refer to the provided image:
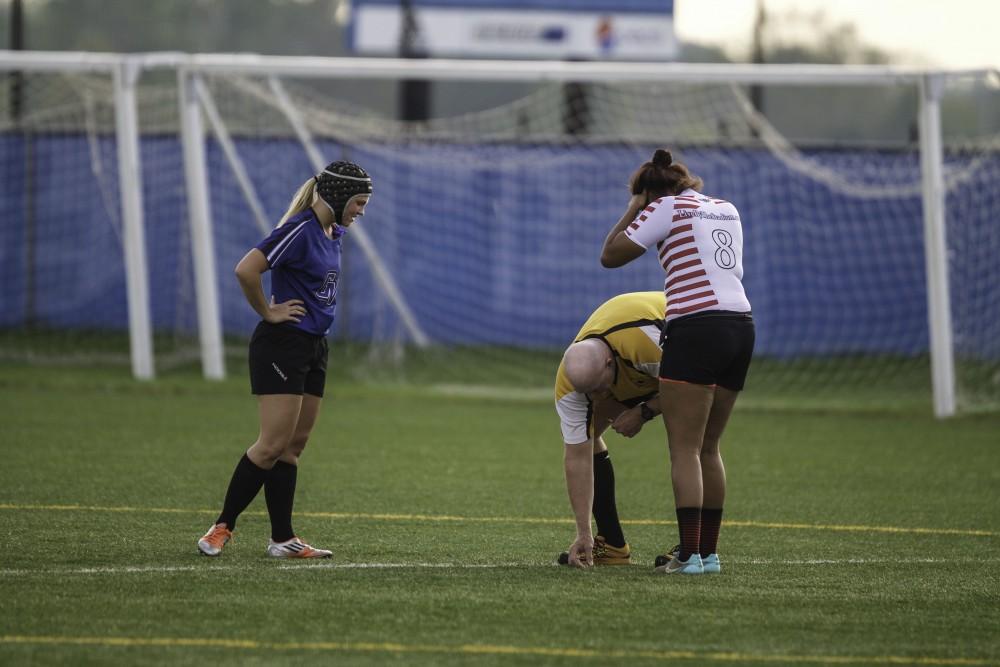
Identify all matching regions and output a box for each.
[557,535,631,566]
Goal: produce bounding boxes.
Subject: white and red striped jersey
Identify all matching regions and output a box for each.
[624,188,751,322]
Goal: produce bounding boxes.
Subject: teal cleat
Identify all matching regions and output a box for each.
[702,553,721,574]
[654,552,704,575]
[655,547,721,574]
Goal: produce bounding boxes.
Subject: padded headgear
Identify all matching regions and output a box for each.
[315,161,373,225]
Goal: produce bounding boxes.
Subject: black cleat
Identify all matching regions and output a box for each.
[654,544,680,568]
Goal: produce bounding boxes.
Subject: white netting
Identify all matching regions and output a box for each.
[2,61,997,412]
[0,71,129,363]
[193,72,1000,410]
[0,71,200,369]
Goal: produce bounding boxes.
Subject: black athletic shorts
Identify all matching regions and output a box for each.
[658,311,755,391]
[248,321,328,397]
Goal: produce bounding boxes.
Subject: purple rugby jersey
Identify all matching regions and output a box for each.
[255,208,343,336]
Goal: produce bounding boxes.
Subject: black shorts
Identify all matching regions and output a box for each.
[248,321,328,397]
[658,311,755,391]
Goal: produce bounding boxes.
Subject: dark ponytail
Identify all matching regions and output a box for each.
[629,148,703,199]
[651,149,672,168]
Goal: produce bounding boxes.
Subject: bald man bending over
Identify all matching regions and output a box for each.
[554,292,666,568]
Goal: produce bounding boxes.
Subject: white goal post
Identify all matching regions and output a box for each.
[0,50,995,417]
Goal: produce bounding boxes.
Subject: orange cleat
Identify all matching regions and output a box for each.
[197,523,232,557]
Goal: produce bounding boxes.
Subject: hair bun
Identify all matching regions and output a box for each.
[652,149,673,167]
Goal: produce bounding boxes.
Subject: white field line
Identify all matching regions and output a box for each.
[3,557,999,578]
[0,562,535,576]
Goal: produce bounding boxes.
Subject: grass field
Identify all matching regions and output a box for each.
[1,362,998,666]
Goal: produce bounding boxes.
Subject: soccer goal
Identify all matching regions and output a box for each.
[0,51,997,416]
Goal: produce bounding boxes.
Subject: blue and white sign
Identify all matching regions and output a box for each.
[350,0,678,60]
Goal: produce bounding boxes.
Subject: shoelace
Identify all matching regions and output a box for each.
[592,540,609,558]
[206,526,230,546]
[593,540,631,559]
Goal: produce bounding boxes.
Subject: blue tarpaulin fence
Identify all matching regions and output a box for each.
[1,135,996,359]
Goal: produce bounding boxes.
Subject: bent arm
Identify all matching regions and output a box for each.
[235,249,273,320]
[611,396,661,438]
[601,195,648,268]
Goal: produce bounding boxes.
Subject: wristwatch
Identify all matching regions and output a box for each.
[639,402,655,422]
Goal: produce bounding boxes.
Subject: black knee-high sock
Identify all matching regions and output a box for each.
[676,507,702,562]
[265,460,298,543]
[216,453,270,530]
[700,507,723,557]
[592,451,626,548]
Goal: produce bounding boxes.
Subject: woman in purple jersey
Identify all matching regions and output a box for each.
[197,161,372,559]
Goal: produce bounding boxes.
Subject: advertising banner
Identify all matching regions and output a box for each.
[350,0,678,60]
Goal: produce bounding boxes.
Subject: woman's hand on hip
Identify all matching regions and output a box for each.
[265,295,306,324]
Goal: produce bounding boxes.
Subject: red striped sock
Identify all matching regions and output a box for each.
[676,507,702,561]
[700,507,723,557]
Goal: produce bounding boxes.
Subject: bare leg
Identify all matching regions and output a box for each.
[266,394,323,542]
[701,386,739,508]
[247,394,303,469]
[213,394,301,533]
[658,381,714,508]
[279,394,323,464]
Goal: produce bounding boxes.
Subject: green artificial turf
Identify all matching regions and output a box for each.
[0,363,997,666]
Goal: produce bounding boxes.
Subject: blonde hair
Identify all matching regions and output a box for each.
[277,178,317,227]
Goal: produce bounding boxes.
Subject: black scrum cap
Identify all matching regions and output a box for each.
[315,161,373,225]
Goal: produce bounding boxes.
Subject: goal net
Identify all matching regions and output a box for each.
[191,68,1000,412]
[0,67,197,370]
[1,55,997,414]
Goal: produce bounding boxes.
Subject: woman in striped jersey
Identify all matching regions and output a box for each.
[197,161,372,560]
[600,149,755,575]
